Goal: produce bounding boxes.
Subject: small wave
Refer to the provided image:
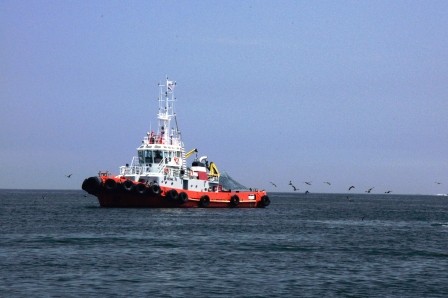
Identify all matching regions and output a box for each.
[430,223,448,227]
[83,205,100,209]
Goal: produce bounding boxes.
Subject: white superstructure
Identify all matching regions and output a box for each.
[116,78,219,192]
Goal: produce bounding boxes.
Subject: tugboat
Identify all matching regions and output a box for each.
[82,78,270,208]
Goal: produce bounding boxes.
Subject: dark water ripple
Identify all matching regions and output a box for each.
[1,190,447,297]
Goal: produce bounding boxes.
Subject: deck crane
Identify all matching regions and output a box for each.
[185,148,198,159]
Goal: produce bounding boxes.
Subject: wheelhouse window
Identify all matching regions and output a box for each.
[145,150,154,164]
[154,150,163,163]
[139,150,154,164]
[138,151,144,164]
[139,150,179,164]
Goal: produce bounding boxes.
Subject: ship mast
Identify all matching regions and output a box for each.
[157,78,178,145]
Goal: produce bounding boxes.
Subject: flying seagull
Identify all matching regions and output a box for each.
[289,180,299,191]
[384,190,392,194]
[66,174,73,178]
[324,181,331,186]
[365,187,374,193]
[269,182,277,187]
[304,181,312,186]
[348,186,355,191]
[305,190,310,194]
[435,182,442,185]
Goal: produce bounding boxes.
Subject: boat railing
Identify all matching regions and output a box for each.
[130,156,140,167]
[143,134,182,145]
[143,133,183,146]
[157,159,166,174]
[119,156,143,176]
[208,176,220,183]
[144,135,164,144]
[98,171,110,177]
[120,165,143,176]
[119,157,182,177]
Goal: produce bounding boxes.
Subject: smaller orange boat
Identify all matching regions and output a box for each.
[82,78,270,208]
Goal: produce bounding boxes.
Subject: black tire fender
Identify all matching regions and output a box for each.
[82,176,101,195]
[151,184,161,195]
[178,192,188,204]
[230,195,240,207]
[104,179,117,192]
[166,189,179,201]
[199,195,210,208]
[123,180,134,192]
[260,195,270,207]
[135,183,148,195]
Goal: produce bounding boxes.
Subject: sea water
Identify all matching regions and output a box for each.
[1,190,447,297]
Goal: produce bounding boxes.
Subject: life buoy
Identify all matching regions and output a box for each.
[174,157,179,164]
[230,195,240,207]
[178,192,188,204]
[151,184,161,195]
[199,195,210,208]
[166,189,179,201]
[104,179,117,192]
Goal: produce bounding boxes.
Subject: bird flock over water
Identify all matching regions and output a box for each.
[268,180,447,194]
[64,172,445,196]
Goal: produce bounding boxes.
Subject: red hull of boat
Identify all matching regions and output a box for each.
[82,176,270,208]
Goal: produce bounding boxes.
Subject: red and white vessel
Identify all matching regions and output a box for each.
[82,78,270,208]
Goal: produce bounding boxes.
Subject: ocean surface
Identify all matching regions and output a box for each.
[1,190,447,297]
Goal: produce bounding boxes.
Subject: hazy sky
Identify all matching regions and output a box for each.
[1,1,447,194]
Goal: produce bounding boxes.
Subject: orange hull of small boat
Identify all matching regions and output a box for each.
[82,176,270,208]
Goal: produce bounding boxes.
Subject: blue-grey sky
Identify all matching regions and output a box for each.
[1,1,447,194]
